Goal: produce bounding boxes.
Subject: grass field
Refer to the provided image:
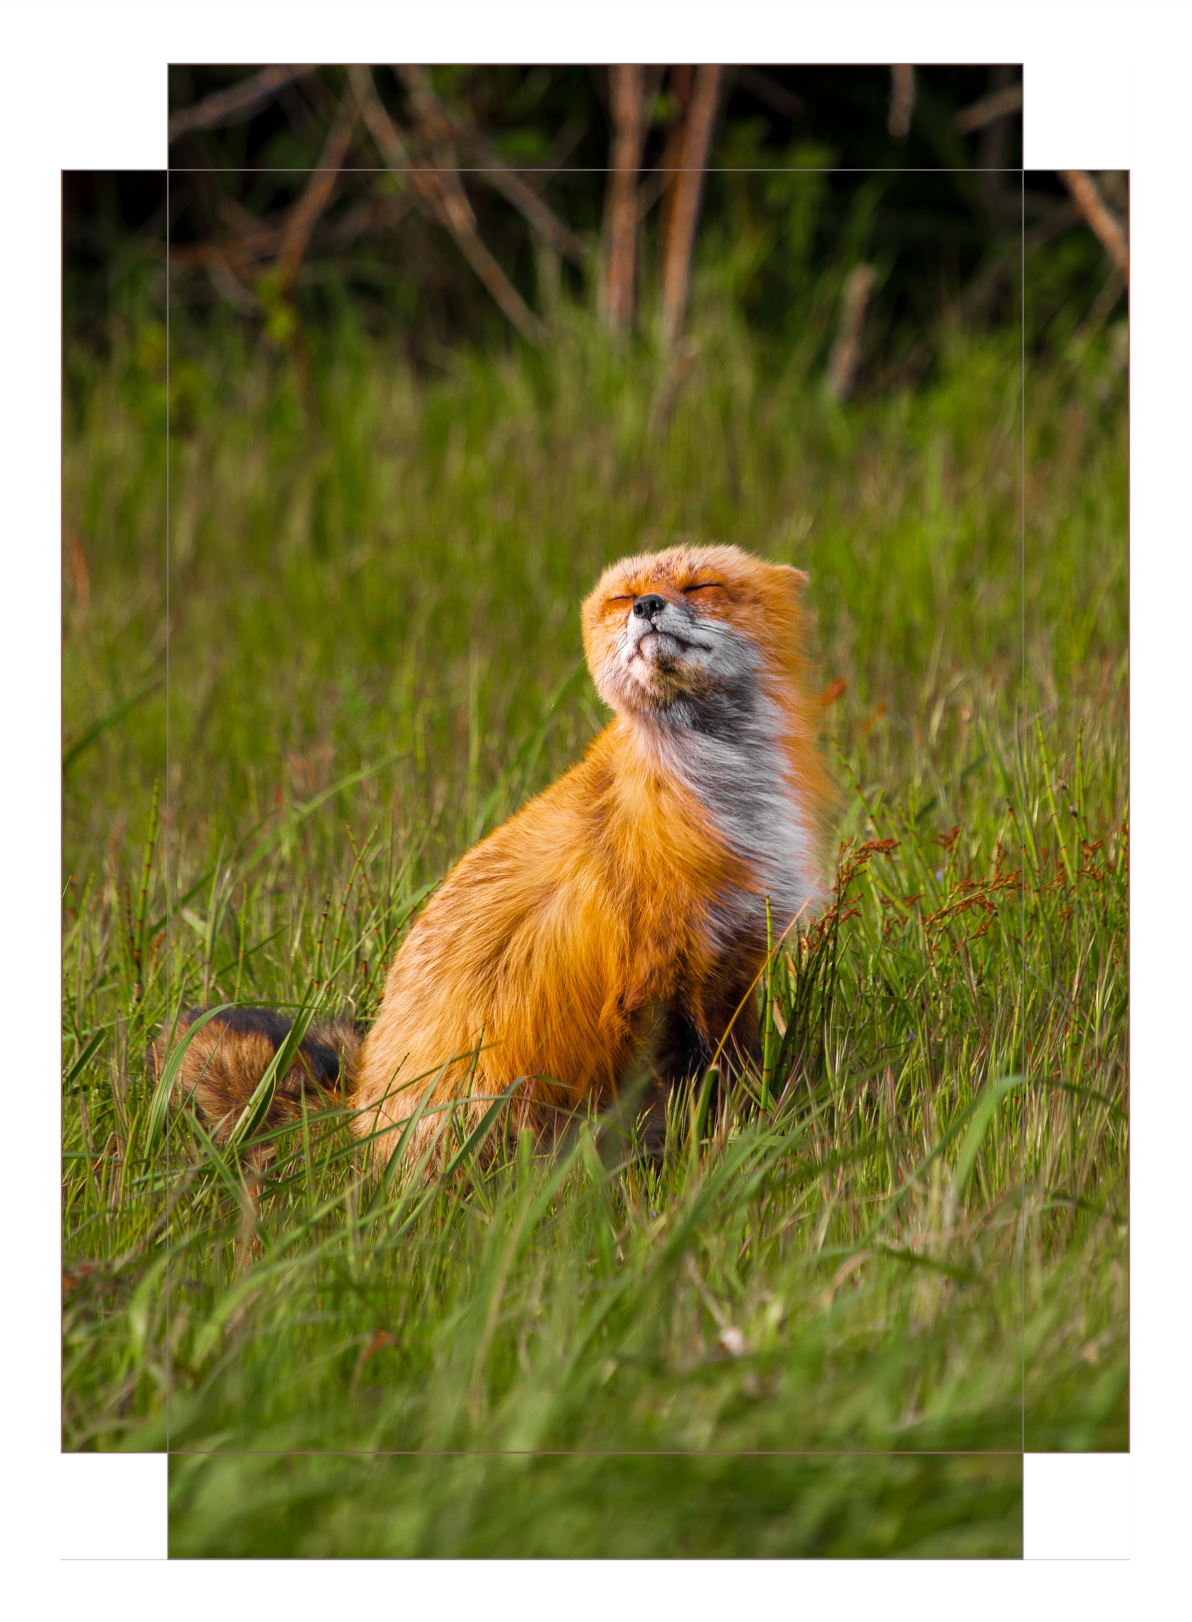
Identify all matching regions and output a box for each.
[61,281,1128,1556]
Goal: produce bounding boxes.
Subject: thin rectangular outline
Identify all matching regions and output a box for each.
[37,76,1102,1531]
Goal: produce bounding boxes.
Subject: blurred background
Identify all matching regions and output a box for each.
[73,64,1042,363]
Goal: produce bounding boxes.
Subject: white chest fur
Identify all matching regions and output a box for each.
[632,688,816,949]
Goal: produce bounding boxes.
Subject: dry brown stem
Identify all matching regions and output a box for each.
[383,66,548,346]
[166,230,278,276]
[470,153,587,265]
[654,65,694,248]
[428,111,587,265]
[956,81,1023,135]
[350,67,436,202]
[168,66,319,144]
[276,86,361,290]
[825,265,878,401]
[659,64,722,349]
[1058,170,1129,286]
[888,65,916,141]
[601,66,647,332]
[322,190,420,250]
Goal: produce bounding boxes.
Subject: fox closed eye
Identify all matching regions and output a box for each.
[682,582,726,594]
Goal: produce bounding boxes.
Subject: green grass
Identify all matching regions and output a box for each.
[61,287,1127,1557]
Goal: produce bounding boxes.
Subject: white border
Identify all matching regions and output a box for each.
[1024,1454,1130,1561]
[7,1,1187,1612]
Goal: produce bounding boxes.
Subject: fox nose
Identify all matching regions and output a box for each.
[632,593,667,620]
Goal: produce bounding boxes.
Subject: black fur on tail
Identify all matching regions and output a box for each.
[154,1006,364,1144]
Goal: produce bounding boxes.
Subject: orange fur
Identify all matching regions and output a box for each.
[354,543,832,1166]
[158,1009,362,1155]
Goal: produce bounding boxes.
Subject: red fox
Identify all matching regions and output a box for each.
[164,543,833,1171]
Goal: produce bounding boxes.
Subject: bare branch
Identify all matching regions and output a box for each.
[442,124,588,265]
[956,82,1023,135]
[168,66,318,144]
[166,224,281,275]
[519,115,588,191]
[476,164,588,265]
[634,167,671,226]
[659,65,722,349]
[350,66,436,201]
[652,67,693,255]
[450,223,550,346]
[601,66,646,332]
[163,187,420,281]
[361,66,548,347]
[825,265,878,400]
[384,78,587,263]
[393,64,453,145]
[321,191,420,251]
[276,87,360,290]
[888,65,915,141]
[1058,170,1129,286]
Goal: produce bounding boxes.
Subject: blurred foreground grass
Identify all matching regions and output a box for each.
[61,293,1127,1556]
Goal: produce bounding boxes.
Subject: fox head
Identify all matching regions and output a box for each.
[581,543,811,718]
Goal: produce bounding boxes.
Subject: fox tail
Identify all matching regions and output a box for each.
[154,1006,364,1147]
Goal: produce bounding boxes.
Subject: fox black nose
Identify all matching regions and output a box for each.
[633,594,667,620]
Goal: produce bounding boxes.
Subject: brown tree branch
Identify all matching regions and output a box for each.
[517,115,589,191]
[163,187,420,284]
[655,65,694,251]
[387,79,587,263]
[956,81,1023,135]
[166,230,280,274]
[321,190,420,250]
[601,66,646,332]
[825,265,878,400]
[659,64,721,349]
[168,66,318,144]
[358,66,548,346]
[888,65,915,141]
[1058,170,1129,286]
[350,66,437,202]
[444,125,588,265]
[276,86,360,290]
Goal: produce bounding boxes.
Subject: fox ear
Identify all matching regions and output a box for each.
[772,563,810,590]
